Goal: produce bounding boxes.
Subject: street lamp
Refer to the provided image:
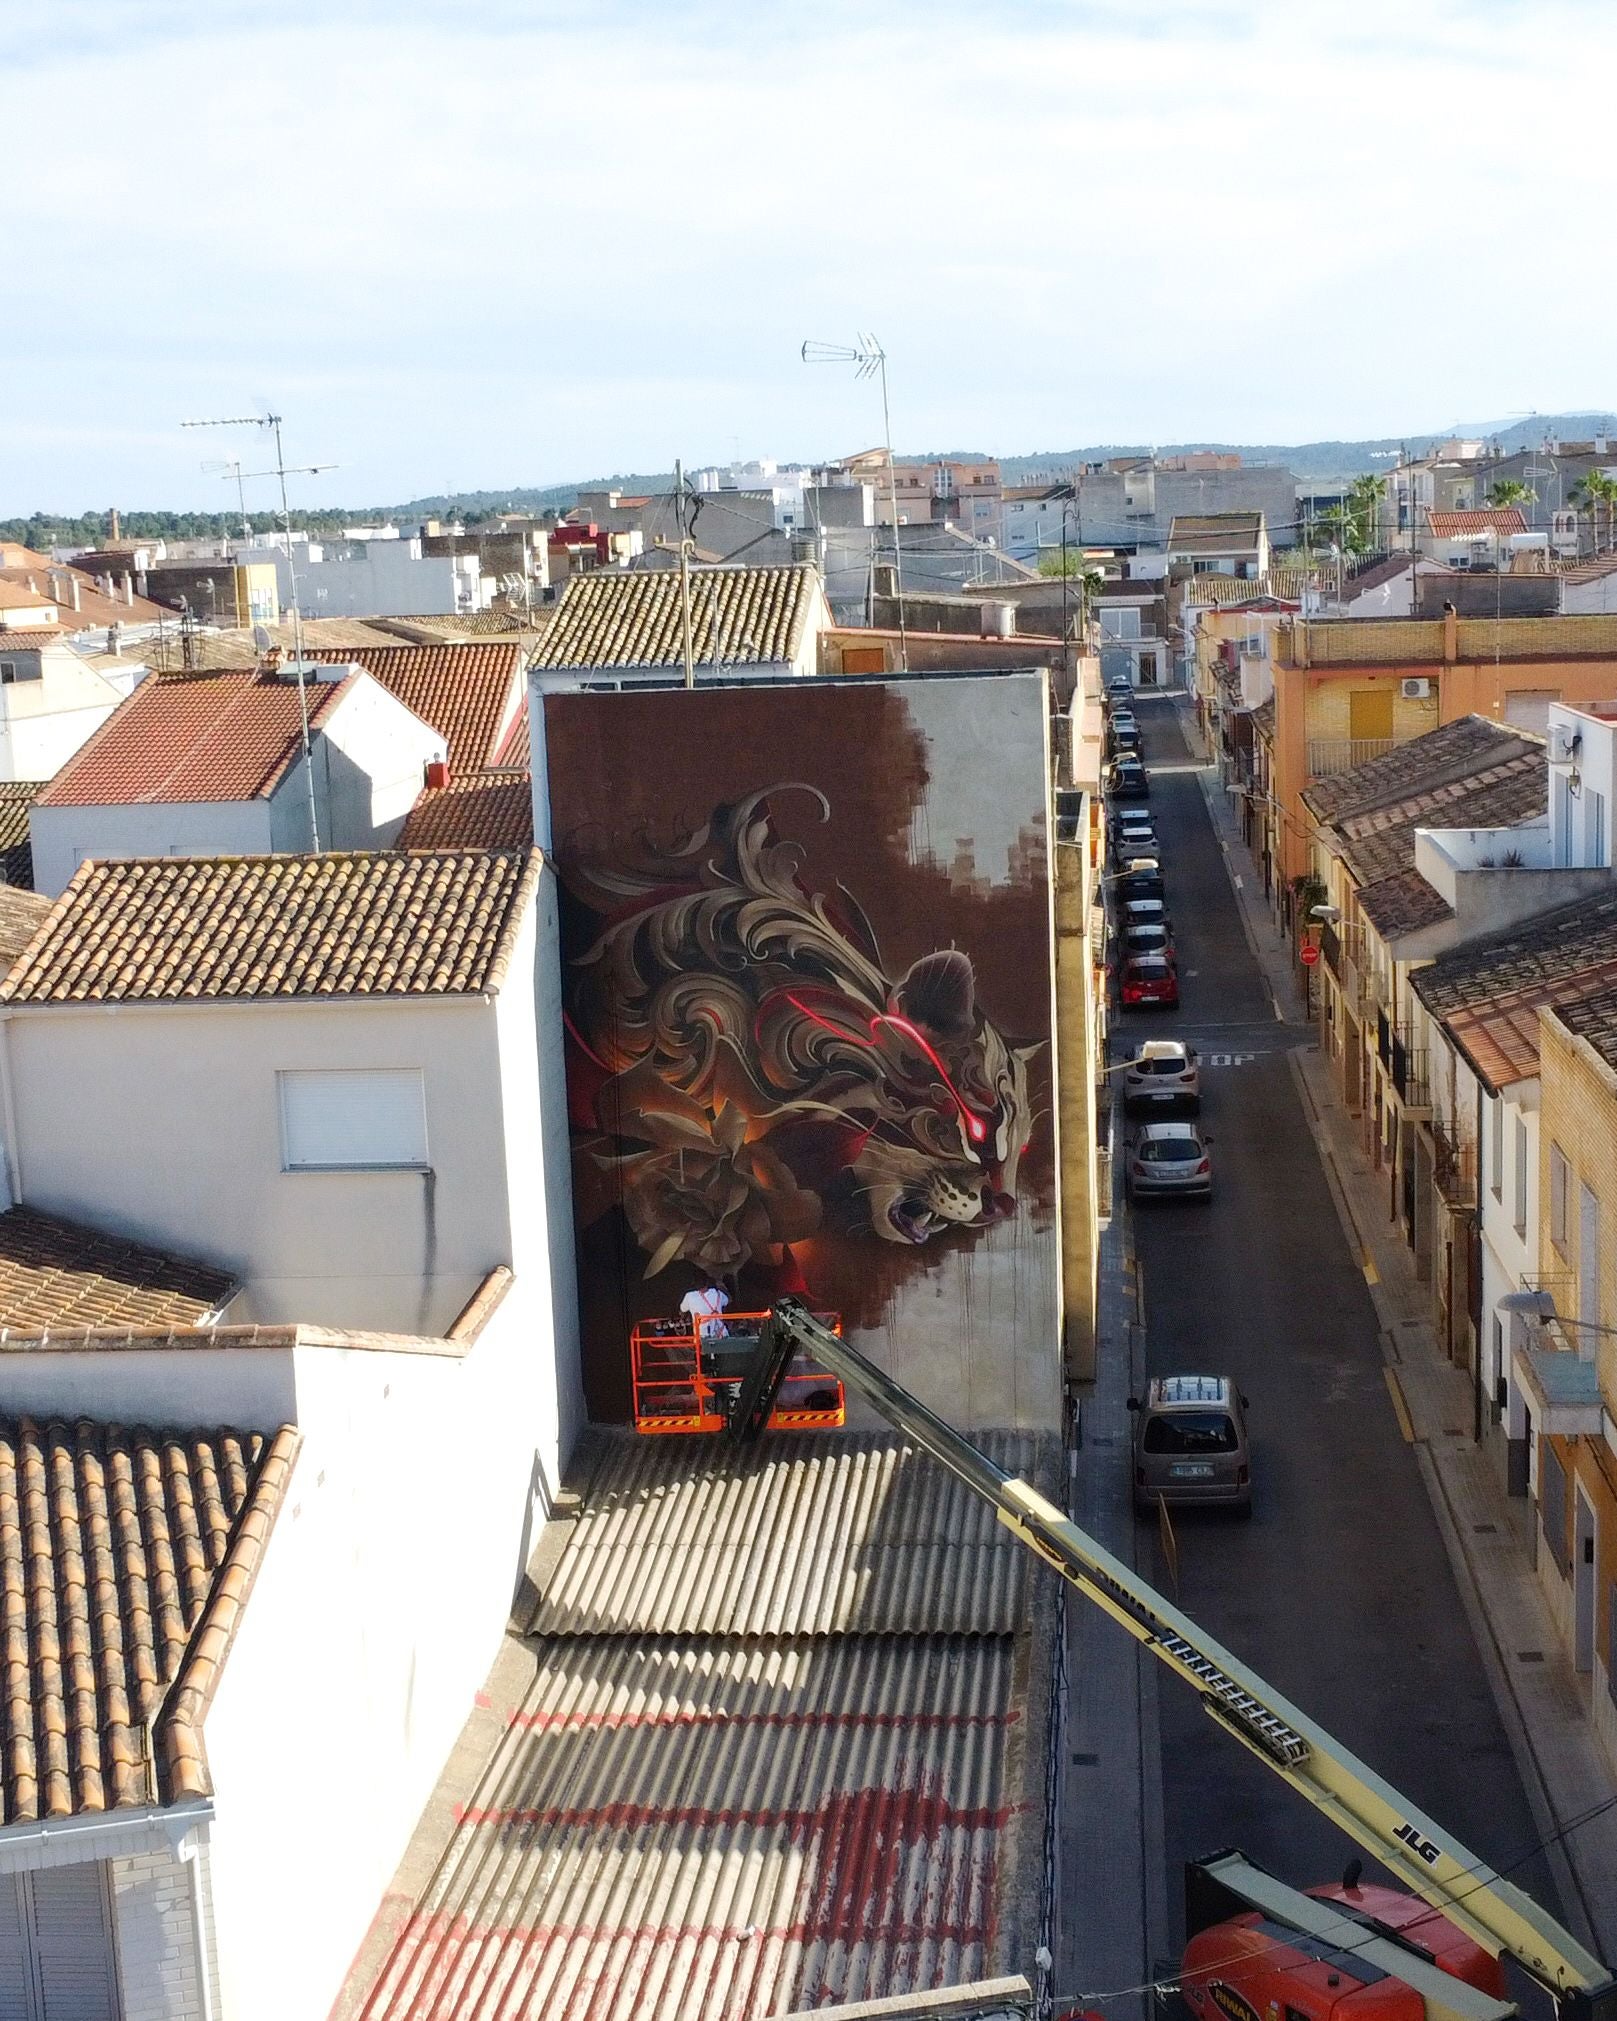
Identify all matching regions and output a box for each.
[1496,1289,1617,1338]
[802,335,907,671]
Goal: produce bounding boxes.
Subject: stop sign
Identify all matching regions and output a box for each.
[1300,941,1320,966]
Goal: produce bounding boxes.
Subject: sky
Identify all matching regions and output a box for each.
[5,0,1613,514]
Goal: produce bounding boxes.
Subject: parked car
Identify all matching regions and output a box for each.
[1109,758,1149,800]
[1124,922,1175,966]
[1111,727,1142,761]
[1123,1039,1200,1113]
[1122,897,1171,937]
[1116,857,1165,904]
[1125,1120,1211,1197]
[1105,674,1134,702]
[1120,953,1179,1008]
[1129,1375,1252,1514]
[1112,816,1159,861]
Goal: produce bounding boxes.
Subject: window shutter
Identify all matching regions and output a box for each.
[27,1863,118,2020]
[278,1069,428,1171]
[1540,1443,1569,1576]
[0,1876,31,2021]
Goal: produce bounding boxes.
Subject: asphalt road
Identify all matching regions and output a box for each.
[1113,695,1561,1975]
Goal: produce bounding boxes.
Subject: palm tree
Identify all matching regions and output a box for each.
[1573,472,1617,555]
[1486,478,1535,511]
[1345,473,1386,554]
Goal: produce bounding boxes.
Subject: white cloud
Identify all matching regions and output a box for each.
[2,0,1612,509]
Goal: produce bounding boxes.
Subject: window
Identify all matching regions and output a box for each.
[0,658,38,685]
[1541,1441,1569,1574]
[0,1861,120,2018]
[1550,1144,1571,1253]
[1489,1098,1504,1200]
[1513,1115,1529,1236]
[1141,1412,1237,1454]
[1579,1181,1601,1330]
[278,1068,428,1172]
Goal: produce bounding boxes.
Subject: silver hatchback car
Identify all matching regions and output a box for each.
[1126,1120,1212,1199]
[1129,1374,1252,1513]
[1123,1039,1200,1114]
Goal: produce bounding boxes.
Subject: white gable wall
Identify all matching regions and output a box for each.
[201,1290,557,2021]
[2,994,512,1333]
[30,797,277,898]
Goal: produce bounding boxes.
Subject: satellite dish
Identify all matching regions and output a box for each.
[252,624,272,651]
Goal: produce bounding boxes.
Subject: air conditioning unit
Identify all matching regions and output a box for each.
[1401,678,1432,700]
[1550,725,1582,764]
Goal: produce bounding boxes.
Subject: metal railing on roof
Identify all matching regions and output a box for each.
[1306,736,1400,778]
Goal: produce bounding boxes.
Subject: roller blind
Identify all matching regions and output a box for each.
[278,1068,428,1171]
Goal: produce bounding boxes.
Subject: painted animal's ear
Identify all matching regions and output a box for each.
[1014,1043,1043,1070]
[894,949,976,1037]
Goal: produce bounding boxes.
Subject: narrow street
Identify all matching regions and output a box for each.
[1113,695,1561,1960]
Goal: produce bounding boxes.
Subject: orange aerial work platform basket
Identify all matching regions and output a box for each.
[630,1310,848,1435]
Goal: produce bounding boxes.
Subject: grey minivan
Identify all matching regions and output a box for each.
[1128,1375,1252,1514]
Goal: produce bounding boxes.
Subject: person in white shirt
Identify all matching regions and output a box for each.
[679,1279,731,1341]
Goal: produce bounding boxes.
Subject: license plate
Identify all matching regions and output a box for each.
[1170,1463,1214,1479]
[1149,1091,1176,1101]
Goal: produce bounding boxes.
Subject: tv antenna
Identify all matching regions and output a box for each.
[181,411,336,849]
[201,457,253,539]
[801,335,907,670]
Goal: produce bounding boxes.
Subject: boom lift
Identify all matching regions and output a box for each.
[725,1298,1616,2021]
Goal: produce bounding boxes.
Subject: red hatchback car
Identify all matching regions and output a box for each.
[1121,954,1179,1008]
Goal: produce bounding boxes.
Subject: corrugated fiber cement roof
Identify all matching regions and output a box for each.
[354,1429,1052,2021]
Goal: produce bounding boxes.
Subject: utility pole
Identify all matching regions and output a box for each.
[182,411,335,849]
[674,459,696,690]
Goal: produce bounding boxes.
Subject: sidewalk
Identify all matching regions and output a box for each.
[1187,702,1617,1962]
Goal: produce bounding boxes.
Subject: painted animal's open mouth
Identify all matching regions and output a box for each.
[888,1198,938,1244]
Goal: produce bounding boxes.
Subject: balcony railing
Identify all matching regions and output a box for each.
[1389,1032,1431,1112]
[1306,736,1399,778]
[1432,1117,1477,1205]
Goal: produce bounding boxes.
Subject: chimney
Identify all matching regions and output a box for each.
[121,571,134,607]
[1442,600,1459,663]
[106,622,122,657]
[424,758,451,790]
[68,575,80,612]
[109,507,120,543]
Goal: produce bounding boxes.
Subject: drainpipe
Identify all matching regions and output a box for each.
[1474,1076,1485,1444]
[179,1833,219,2021]
[0,1014,22,1208]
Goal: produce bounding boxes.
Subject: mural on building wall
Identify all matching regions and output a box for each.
[545,680,1058,1423]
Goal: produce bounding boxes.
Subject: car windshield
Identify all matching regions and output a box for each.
[1138,1137,1202,1160]
[1134,1054,1185,1075]
[1142,1411,1237,1454]
[1128,961,1170,980]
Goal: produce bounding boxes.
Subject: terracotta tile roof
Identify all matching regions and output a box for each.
[1425,508,1528,538]
[399,768,533,851]
[1356,866,1454,939]
[0,1414,297,1821]
[1251,697,1276,738]
[1446,963,1617,1091]
[0,782,43,890]
[35,667,354,808]
[0,628,66,647]
[0,1206,236,1331]
[1336,755,1545,887]
[0,583,55,613]
[0,569,173,634]
[534,564,820,671]
[0,889,50,973]
[1413,888,1617,1028]
[303,641,522,772]
[1551,981,1617,1074]
[1303,716,1538,824]
[2,849,541,1005]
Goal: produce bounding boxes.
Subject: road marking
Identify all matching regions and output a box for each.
[1383,1367,1415,1443]
[1205,1052,1258,1068]
[1362,1251,1380,1286]
[1233,874,1244,891]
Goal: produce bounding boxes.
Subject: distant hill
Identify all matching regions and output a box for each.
[7,414,1614,545]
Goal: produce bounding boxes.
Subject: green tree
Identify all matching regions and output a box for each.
[1486,479,1535,511]
[1344,473,1385,554]
[1573,471,1617,555]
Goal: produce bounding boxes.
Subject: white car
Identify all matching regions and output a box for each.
[1123,1038,1200,1113]
[1126,1120,1213,1201]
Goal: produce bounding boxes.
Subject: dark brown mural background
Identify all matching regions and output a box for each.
[544,679,1056,1423]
